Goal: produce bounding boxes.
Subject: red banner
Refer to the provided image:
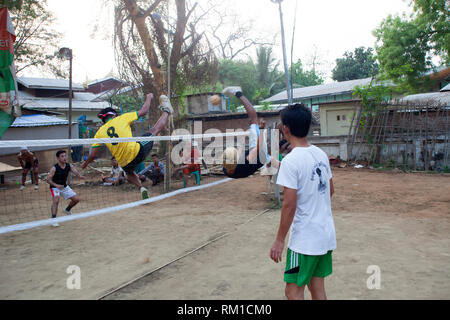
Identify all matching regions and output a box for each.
[0,7,16,54]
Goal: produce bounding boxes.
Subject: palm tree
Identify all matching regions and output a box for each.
[255,46,284,96]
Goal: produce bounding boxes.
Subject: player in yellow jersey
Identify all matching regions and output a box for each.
[81,93,173,199]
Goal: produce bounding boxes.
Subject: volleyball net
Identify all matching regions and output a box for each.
[0,129,279,233]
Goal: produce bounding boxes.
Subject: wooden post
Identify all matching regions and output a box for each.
[365,104,380,165]
[394,102,408,168]
[411,104,417,171]
[349,104,363,161]
[164,116,172,192]
[404,103,414,168]
[368,103,382,165]
[424,103,429,170]
[445,104,449,167]
[428,104,442,170]
[347,106,357,158]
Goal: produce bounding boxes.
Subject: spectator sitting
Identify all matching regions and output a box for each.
[174,141,201,187]
[138,154,165,186]
[134,161,147,182]
[102,157,126,186]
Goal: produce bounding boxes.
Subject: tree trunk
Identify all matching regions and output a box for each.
[123,0,166,123]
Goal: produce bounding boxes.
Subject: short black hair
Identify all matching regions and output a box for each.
[97,107,118,123]
[151,154,158,158]
[280,104,311,138]
[111,156,116,160]
[56,150,66,158]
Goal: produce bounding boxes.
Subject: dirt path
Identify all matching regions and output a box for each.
[0,169,449,299]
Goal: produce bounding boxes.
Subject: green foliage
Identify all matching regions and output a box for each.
[181,82,222,96]
[290,59,324,87]
[261,101,272,111]
[373,0,449,92]
[374,15,432,91]
[218,59,258,103]
[332,47,379,81]
[255,46,284,95]
[252,88,271,105]
[0,0,22,9]
[218,45,285,106]
[413,0,449,64]
[217,46,324,108]
[111,94,141,115]
[353,80,399,142]
[353,81,396,112]
[229,103,237,113]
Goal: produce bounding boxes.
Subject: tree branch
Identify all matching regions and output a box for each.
[140,0,164,18]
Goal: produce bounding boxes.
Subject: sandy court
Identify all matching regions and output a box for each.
[0,169,449,299]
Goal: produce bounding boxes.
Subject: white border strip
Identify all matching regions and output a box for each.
[0,132,249,148]
[0,178,232,235]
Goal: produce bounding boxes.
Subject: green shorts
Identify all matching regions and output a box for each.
[284,249,333,286]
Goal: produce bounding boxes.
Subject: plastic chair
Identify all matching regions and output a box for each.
[183,170,200,188]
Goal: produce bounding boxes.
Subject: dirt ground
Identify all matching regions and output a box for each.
[0,168,449,300]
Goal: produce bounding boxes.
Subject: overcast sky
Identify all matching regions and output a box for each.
[45,0,413,84]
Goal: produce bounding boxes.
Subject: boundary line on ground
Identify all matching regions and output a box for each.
[96,208,271,300]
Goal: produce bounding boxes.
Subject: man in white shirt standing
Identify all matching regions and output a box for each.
[270,104,336,300]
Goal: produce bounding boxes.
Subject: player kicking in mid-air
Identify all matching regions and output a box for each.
[221,86,278,179]
[81,93,173,199]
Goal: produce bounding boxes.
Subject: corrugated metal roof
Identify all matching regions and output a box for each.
[441,83,450,92]
[263,78,373,103]
[11,114,70,127]
[18,77,85,91]
[87,76,125,86]
[397,91,450,105]
[17,91,118,111]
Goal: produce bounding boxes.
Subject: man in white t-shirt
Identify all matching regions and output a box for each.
[270,103,336,300]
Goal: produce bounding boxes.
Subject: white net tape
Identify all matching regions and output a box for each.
[0,131,257,234]
[0,131,250,148]
[0,178,232,234]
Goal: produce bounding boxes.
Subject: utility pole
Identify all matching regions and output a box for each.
[59,47,73,139]
[271,0,293,105]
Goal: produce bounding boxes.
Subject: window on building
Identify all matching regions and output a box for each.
[342,115,347,121]
[337,115,340,121]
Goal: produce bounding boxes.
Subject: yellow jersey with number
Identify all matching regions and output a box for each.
[92,112,140,167]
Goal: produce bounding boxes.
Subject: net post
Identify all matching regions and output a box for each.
[164,115,173,192]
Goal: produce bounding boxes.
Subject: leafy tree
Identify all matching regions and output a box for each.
[110,93,141,114]
[114,0,218,122]
[290,59,324,87]
[373,0,449,92]
[4,0,65,77]
[332,47,379,81]
[255,46,281,90]
[218,59,257,108]
[218,46,286,106]
[413,0,449,63]
[0,0,22,9]
[374,15,432,91]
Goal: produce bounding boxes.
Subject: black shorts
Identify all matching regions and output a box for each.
[122,133,154,174]
[224,162,263,179]
[223,150,264,179]
[24,159,38,170]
